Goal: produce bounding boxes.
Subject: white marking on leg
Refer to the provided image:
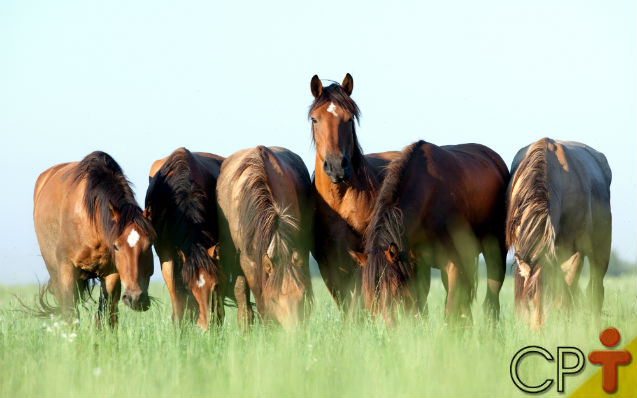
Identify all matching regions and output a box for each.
[127,229,140,248]
[196,272,205,288]
[327,102,338,116]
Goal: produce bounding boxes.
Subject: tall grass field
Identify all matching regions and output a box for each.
[1,270,635,397]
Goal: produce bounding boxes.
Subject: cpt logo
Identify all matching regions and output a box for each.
[510,328,632,394]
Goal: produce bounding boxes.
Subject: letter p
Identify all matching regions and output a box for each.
[557,347,585,393]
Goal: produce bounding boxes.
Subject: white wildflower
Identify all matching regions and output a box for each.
[69,333,77,339]
[73,319,80,324]
[46,327,52,333]
[61,333,67,339]
[93,367,102,376]
[53,322,59,328]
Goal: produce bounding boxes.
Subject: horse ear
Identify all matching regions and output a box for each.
[342,73,353,96]
[108,203,120,222]
[262,254,273,275]
[207,244,220,261]
[385,243,399,264]
[310,75,323,98]
[142,207,151,220]
[348,250,367,267]
[291,250,303,267]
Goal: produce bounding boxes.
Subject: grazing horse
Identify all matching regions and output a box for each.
[144,148,225,330]
[33,151,155,326]
[309,73,399,311]
[351,140,509,326]
[506,138,612,328]
[217,146,313,329]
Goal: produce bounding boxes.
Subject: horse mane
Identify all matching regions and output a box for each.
[233,146,308,291]
[145,148,219,285]
[506,139,557,303]
[72,151,155,246]
[362,141,426,304]
[308,82,374,186]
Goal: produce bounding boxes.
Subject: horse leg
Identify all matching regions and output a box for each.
[481,237,506,322]
[97,273,121,328]
[211,284,225,327]
[588,249,610,321]
[161,260,188,324]
[444,259,472,325]
[234,275,253,331]
[559,251,583,309]
[414,260,431,317]
[55,263,79,320]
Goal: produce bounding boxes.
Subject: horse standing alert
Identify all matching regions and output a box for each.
[309,73,399,313]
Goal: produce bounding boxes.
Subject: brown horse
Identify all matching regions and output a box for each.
[144,148,225,330]
[309,73,399,312]
[506,138,612,329]
[33,151,155,326]
[351,140,509,326]
[216,146,313,329]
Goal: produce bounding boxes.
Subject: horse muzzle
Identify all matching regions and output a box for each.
[323,155,351,184]
[121,290,150,311]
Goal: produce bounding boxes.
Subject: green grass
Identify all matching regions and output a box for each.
[1,272,635,397]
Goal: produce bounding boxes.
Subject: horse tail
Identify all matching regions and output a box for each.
[14,278,95,319]
[506,139,556,302]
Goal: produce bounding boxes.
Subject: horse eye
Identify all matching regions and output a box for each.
[113,244,119,251]
[311,118,317,124]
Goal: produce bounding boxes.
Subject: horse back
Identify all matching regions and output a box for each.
[424,143,509,227]
[33,161,99,273]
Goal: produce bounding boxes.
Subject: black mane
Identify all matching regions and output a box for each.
[73,151,154,245]
[362,141,426,302]
[145,148,220,285]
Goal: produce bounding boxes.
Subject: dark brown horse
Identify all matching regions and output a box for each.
[144,148,225,330]
[309,74,399,311]
[217,146,313,329]
[351,140,509,326]
[506,138,612,329]
[33,151,155,326]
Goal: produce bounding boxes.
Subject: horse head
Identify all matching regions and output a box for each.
[112,217,155,311]
[309,73,360,184]
[259,246,311,330]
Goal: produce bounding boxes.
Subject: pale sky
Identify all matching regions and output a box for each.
[1,1,635,283]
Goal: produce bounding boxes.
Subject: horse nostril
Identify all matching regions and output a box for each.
[121,293,132,306]
[323,160,329,173]
[341,157,349,168]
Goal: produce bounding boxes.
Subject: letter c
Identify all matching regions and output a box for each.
[510,346,554,393]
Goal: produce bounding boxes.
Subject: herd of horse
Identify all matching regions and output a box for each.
[32,74,613,331]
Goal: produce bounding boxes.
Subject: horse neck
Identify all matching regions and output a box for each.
[263,151,300,218]
[314,153,378,205]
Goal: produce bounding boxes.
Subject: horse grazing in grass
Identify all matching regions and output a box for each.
[309,73,399,312]
[506,138,612,329]
[351,140,509,326]
[145,148,225,330]
[33,151,155,326]
[217,146,313,330]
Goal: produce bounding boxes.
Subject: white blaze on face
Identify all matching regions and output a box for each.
[196,272,205,288]
[127,228,140,248]
[327,102,338,116]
